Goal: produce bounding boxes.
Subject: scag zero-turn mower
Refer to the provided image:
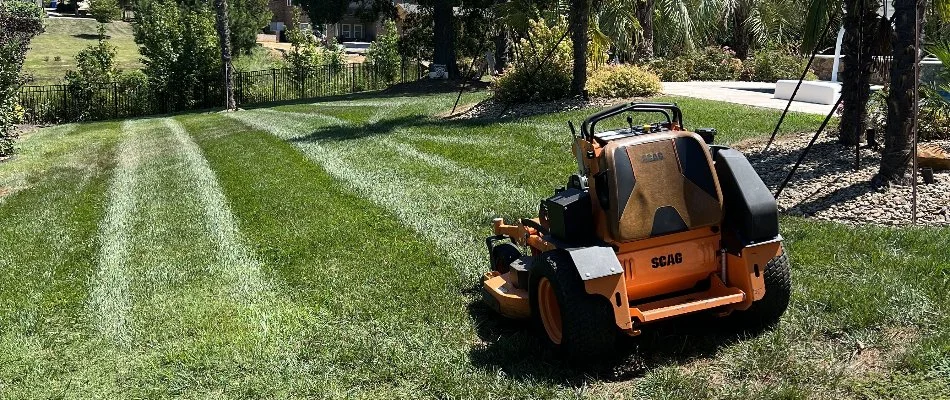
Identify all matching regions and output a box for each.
[482,102,791,360]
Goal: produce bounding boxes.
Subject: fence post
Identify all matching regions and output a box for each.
[113,83,119,118]
[272,69,278,102]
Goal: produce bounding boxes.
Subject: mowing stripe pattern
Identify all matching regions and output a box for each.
[225,108,539,279]
[89,120,141,347]
[163,118,266,302]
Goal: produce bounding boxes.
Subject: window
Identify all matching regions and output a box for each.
[341,24,352,39]
[286,0,292,6]
[353,24,363,39]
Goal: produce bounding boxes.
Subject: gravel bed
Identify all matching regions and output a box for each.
[736,134,950,227]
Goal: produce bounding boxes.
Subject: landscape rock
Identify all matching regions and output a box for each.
[736,134,950,227]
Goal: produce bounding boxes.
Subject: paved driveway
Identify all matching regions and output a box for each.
[662,81,836,115]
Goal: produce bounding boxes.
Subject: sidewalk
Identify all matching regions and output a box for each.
[662,81,836,116]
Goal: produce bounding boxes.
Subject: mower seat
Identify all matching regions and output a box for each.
[601,132,723,242]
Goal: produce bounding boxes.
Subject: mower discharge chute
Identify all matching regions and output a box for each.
[482,102,791,361]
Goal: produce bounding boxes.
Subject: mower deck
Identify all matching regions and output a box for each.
[482,270,748,332]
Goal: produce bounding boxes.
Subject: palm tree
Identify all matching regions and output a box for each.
[569,0,591,95]
[713,0,812,59]
[804,0,884,146]
[213,0,235,110]
[634,0,655,60]
[871,0,928,188]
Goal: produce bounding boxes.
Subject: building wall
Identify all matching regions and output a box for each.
[324,15,382,42]
[268,0,309,33]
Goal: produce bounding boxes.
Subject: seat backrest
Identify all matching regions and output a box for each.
[601,132,723,242]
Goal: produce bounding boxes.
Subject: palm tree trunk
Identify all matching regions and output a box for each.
[872,0,927,188]
[214,0,235,110]
[838,0,878,146]
[433,0,458,78]
[634,0,654,61]
[731,6,751,60]
[569,0,590,96]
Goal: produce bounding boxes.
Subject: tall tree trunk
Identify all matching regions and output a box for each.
[872,0,927,188]
[433,0,458,78]
[634,0,654,61]
[494,0,509,73]
[569,0,590,96]
[838,0,879,146]
[494,30,509,73]
[214,0,235,110]
[731,6,751,60]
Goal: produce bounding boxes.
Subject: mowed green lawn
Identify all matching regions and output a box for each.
[23,18,141,85]
[1,93,948,398]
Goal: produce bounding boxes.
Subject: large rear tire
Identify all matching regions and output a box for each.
[530,251,617,363]
[735,252,791,328]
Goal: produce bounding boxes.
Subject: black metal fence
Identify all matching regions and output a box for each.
[17,61,425,124]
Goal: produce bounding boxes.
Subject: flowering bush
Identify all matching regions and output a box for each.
[587,64,661,98]
[691,46,743,81]
[645,56,694,82]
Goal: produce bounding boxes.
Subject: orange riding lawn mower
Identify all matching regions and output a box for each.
[482,102,791,362]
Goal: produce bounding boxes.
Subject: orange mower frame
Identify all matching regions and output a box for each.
[480,102,791,360]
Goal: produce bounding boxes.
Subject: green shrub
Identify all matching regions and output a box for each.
[587,64,661,98]
[116,69,151,116]
[918,84,950,140]
[65,25,118,120]
[493,17,572,103]
[233,46,286,72]
[1,0,44,156]
[90,0,120,23]
[691,46,743,81]
[747,48,816,82]
[866,85,950,141]
[133,0,220,110]
[645,56,694,82]
[366,19,400,83]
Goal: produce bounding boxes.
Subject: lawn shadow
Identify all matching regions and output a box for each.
[465,285,773,383]
[73,33,111,40]
[239,80,487,111]
[288,114,429,143]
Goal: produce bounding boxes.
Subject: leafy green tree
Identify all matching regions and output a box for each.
[0,0,44,157]
[133,0,220,110]
[366,19,400,82]
[286,8,325,69]
[65,25,118,120]
[228,0,270,54]
[91,0,122,23]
